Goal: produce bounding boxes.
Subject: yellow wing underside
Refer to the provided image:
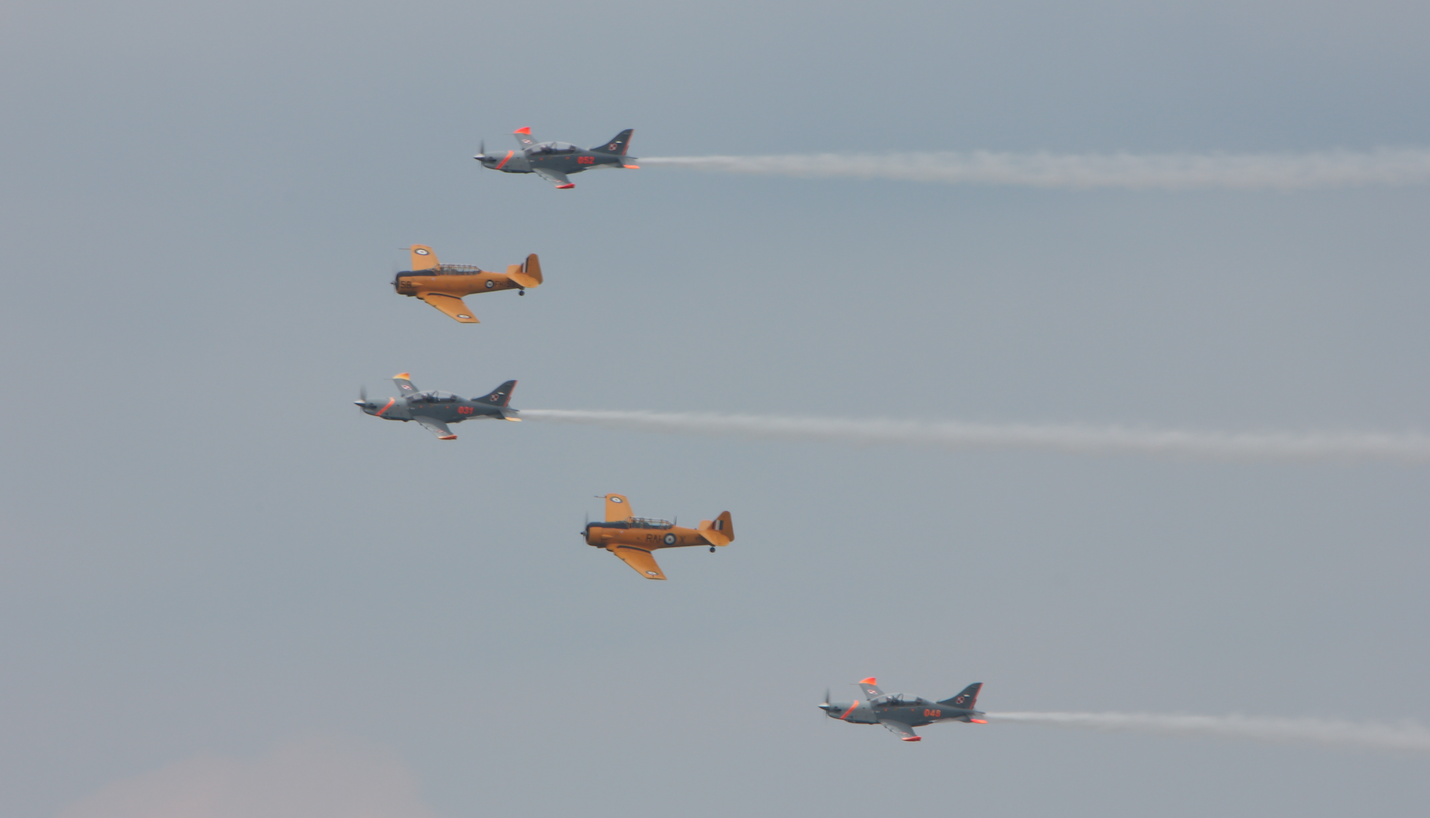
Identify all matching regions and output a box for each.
[610,545,666,580]
[419,293,480,323]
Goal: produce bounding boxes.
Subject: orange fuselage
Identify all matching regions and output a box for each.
[584,523,712,553]
[394,272,522,299]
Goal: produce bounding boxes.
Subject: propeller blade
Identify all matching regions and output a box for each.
[825,688,831,705]
[360,385,367,402]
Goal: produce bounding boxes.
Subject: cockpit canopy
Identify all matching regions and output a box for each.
[883,693,930,705]
[530,141,578,154]
[412,390,459,403]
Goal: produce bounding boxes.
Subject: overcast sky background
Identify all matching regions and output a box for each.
[4,1,1430,816]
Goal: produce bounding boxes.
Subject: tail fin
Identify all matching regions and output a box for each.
[474,380,517,408]
[592,129,634,156]
[939,683,982,709]
[506,254,543,289]
[410,244,440,271]
[697,511,734,546]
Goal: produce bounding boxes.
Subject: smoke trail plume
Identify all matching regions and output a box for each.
[989,712,1430,753]
[641,148,1430,190]
[519,409,1430,463]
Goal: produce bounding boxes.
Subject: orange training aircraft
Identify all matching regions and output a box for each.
[392,244,542,323]
[581,494,734,580]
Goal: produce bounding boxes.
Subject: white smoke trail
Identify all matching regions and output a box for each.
[641,148,1430,190]
[519,409,1430,463]
[989,712,1430,753]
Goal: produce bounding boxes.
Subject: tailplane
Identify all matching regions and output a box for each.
[592,129,634,156]
[697,511,734,546]
[506,254,543,289]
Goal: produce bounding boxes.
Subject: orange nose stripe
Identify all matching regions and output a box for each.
[495,150,514,170]
[375,398,396,417]
[840,701,859,720]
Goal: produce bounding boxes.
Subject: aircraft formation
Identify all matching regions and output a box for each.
[357,126,981,742]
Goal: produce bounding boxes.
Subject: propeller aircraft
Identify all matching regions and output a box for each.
[819,678,986,742]
[355,373,520,440]
[474,127,638,189]
[393,244,542,324]
[581,494,733,580]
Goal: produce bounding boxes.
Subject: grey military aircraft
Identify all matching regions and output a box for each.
[355,373,520,440]
[473,127,637,189]
[819,677,986,742]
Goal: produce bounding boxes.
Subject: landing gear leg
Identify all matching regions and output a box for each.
[518,289,525,296]
[709,546,716,553]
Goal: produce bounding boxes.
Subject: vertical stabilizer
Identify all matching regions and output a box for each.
[698,511,734,546]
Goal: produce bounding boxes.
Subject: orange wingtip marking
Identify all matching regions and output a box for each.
[859,677,877,685]
[623,164,640,169]
[970,719,988,724]
[901,736,922,742]
[556,183,575,189]
[438,435,457,440]
[514,127,531,134]
[395,372,411,380]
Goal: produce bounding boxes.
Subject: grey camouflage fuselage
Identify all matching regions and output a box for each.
[355,374,519,440]
[474,128,636,189]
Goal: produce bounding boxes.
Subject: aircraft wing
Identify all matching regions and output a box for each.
[513,127,538,148]
[532,168,574,188]
[409,244,440,270]
[857,678,885,700]
[879,721,921,742]
[609,545,666,580]
[414,417,457,440]
[393,373,419,395]
[604,494,633,522]
[419,293,480,323]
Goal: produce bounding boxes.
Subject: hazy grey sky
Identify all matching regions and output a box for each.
[4,1,1430,816]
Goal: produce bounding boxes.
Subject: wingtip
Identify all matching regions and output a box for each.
[555,183,575,189]
[623,164,640,169]
[901,736,922,742]
[438,435,457,440]
[514,126,531,134]
[859,677,877,685]
[970,719,988,724]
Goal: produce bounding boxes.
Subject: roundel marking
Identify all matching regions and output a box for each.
[484,280,495,289]
[610,496,623,503]
[414,248,430,255]
[663,533,677,545]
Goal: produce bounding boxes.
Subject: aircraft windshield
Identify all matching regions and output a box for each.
[533,141,578,154]
[627,516,673,529]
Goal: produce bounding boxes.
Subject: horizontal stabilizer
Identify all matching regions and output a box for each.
[506,254,543,289]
